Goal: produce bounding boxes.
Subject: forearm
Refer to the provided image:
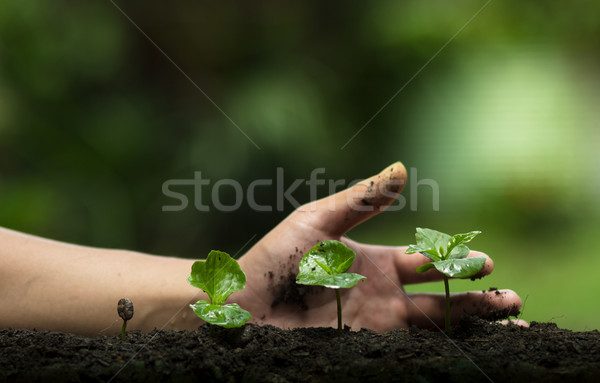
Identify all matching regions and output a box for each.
[0,227,205,335]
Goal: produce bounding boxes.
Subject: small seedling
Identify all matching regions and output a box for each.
[296,240,366,332]
[188,250,251,328]
[406,228,485,334]
[117,298,134,341]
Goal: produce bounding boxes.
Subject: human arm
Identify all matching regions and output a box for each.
[0,161,525,335]
[0,227,203,335]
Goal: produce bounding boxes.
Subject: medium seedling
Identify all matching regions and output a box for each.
[188,250,251,328]
[296,240,366,332]
[406,228,485,334]
[117,298,134,341]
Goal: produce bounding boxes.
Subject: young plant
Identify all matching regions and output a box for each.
[296,240,366,332]
[117,298,134,341]
[188,250,251,328]
[406,228,485,334]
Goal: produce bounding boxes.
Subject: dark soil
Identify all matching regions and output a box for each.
[1,317,599,383]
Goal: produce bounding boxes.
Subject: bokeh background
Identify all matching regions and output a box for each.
[1,1,598,330]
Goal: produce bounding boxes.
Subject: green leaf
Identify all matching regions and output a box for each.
[314,260,333,275]
[406,228,451,260]
[415,262,436,273]
[447,244,469,259]
[416,228,451,254]
[296,240,366,289]
[450,231,481,246]
[405,245,441,261]
[432,257,486,278]
[297,272,366,289]
[189,300,251,328]
[446,231,481,257]
[407,228,481,261]
[187,250,246,305]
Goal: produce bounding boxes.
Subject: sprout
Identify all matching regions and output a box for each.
[296,240,366,332]
[188,250,251,328]
[406,228,485,334]
[117,298,134,340]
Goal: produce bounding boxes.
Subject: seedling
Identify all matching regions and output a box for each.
[406,228,485,334]
[117,298,134,341]
[296,240,366,332]
[188,250,251,328]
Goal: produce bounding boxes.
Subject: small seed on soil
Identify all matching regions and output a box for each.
[118,298,134,321]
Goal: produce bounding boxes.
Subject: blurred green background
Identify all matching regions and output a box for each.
[1,1,598,330]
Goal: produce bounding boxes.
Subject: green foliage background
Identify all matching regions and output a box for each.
[1,1,598,330]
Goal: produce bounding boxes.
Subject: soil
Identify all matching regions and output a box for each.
[1,317,599,383]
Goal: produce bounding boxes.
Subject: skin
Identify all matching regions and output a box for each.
[0,161,525,335]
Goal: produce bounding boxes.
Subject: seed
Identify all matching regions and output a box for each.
[118,298,134,321]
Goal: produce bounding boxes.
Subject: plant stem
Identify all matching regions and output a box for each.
[121,320,127,341]
[335,289,342,332]
[443,275,451,335]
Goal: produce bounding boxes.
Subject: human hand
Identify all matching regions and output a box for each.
[238,162,525,332]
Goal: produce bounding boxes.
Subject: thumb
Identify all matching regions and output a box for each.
[299,162,407,237]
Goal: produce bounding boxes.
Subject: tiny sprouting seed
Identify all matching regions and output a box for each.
[406,228,485,334]
[296,240,366,332]
[117,298,134,341]
[188,250,251,328]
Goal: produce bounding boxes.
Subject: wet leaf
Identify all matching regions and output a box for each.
[297,240,366,289]
[189,301,251,328]
[432,257,487,278]
[188,250,246,305]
